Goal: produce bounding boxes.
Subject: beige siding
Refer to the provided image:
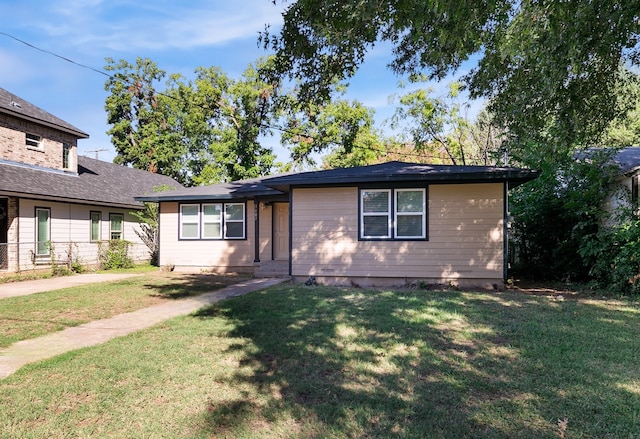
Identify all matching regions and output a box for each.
[14,199,148,271]
[291,184,504,284]
[158,200,258,271]
[258,203,273,261]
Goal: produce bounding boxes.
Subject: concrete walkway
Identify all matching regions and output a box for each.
[0,277,289,379]
[0,273,143,299]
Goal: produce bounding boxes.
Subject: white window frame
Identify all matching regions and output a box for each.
[395,189,426,239]
[360,189,392,239]
[26,133,43,151]
[179,203,247,240]
[224,203,245,239]
[35,207,50,256]
[202,203,223,239]
[179,204,201,239]
[109,213,124,240]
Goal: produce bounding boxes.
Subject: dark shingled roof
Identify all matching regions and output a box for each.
[137,161,539,202]
[575,146,640,175]
[135,177,285,202]
[0,87,89,139]
[611,146,640,174]
[264,161,539,190]
[0,156,182,209]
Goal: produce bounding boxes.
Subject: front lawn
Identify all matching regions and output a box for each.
[0,271,249,348]
[0,285,638,438]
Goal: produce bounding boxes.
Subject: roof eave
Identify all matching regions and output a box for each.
[0,108,89,139]
[0,190,143,209]
[135,189,282,203]
[265,170,540,191]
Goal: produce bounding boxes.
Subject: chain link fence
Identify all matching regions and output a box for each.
[0,240,150,273]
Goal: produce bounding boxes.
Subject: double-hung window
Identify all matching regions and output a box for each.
[180,205,200,239]
[224,204,245,239]
[395,189,426,239]
[180,203,245,240]
[202,204,222,239]
[26,133,42,150]
[110,214,124,240]
[35,207,50,256]
[361,190,392,238]
[360,188,426,240]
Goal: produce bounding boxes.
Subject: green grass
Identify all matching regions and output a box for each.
[0,272,249,348]
[1,285,639,438]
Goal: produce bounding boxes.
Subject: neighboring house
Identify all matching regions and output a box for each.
[0,87,180,273]
[138,162,538,288]
[609,146,640,214]
[576,146,640,219]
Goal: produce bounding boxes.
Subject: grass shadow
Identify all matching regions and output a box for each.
[190,285,640,438]
[143,272,252,300]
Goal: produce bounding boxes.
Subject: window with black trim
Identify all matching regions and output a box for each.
[180,203,246,240]
[360,188,426,240]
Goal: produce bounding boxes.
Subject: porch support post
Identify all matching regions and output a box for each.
[253,199,260,263]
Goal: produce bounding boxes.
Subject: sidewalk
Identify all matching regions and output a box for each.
[0,273,143,299]
[0,277,289,379]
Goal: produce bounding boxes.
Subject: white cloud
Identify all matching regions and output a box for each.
[31,0,283,53]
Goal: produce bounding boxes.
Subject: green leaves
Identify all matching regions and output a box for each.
[104,58,280,185]
[268,0,640,150]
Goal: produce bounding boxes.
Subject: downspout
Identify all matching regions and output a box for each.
[503,182,509,283]
[288,189,293,277]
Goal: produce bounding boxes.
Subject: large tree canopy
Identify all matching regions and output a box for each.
[104,57,382,184]
[263,0,640,146]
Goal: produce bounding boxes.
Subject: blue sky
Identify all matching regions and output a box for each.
[0,0,482,164]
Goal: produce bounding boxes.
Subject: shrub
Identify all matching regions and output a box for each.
[99,240,134,270]
[580,220,640,295]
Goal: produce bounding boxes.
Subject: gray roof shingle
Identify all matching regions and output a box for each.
[611,146,640,174]
[0,87,89,138]
[0,156,182,209]
[136,161,539,202]
[264,161,539,190]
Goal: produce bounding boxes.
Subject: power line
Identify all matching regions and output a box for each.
[0,31,465,164]
[0,32,111,78]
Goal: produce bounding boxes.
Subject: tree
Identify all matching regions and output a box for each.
[279,94,381,168]
[263,0,640,146]
[389,82,502,165]
[105,57,281,185]
[105,58,188,180]
[166,59,280,183]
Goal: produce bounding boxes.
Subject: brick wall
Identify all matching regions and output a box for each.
[0,113,78,173]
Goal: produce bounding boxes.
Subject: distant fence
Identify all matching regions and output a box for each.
[0,242,7,270]
[0,240,150,273]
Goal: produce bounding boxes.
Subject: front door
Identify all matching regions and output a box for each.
[0,199,8,269]
[273,203,289,260]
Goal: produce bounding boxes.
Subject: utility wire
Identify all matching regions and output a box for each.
[1,31,463,164]
[0,32,111,78]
